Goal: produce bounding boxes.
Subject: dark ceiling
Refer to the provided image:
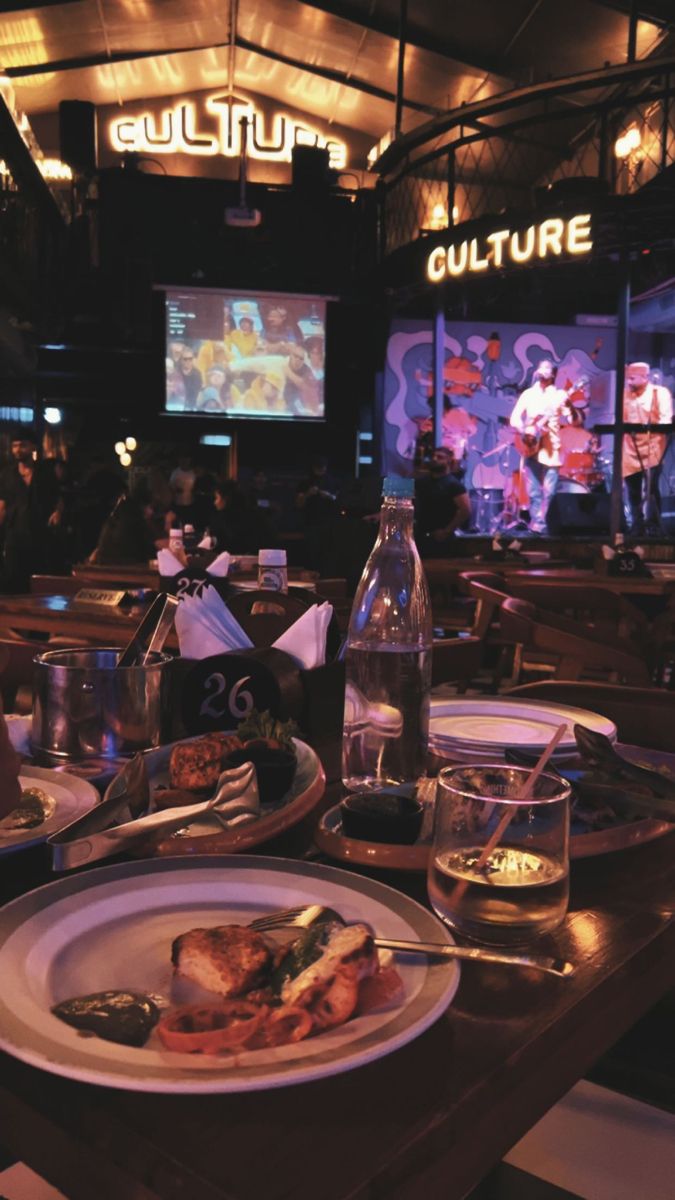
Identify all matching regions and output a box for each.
[0,0,672,168]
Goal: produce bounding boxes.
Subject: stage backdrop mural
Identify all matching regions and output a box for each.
[382,318,618,532]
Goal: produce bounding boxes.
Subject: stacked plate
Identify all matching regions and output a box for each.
[429,698,616,760]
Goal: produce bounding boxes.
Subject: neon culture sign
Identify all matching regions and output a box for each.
[426,214,593,282]
[108,93,348,170]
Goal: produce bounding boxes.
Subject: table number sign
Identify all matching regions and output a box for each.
[607,551,652,577]
[181,648,304,734]
[160,567,231,601]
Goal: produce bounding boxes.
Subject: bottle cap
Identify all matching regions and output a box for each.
[383,475,414,499]
[258,548,287,566]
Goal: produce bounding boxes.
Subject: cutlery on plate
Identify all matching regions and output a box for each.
[248,905,574,978]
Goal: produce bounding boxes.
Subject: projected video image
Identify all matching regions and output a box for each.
[165,289,326,420]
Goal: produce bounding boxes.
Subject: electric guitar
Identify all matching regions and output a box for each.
[513,378,588,459]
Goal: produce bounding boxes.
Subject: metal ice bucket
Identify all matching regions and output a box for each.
[32,647,173,761]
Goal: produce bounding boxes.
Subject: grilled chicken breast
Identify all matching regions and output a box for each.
[169,738,223,791]
[171,926,273,997]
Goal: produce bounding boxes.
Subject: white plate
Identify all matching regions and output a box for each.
[0,856,460,1093]
[429,698,616,755]
[0,767,99,856]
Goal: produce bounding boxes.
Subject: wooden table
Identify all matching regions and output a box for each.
[504,567,675,598]
[0,594,153,646]
[71,563,321,591]
[0,764,674,1200]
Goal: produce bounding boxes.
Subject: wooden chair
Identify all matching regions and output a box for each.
[499,596,651,686]
[431,636,482,691]
[505,680,675,751]
[502,581,649,645]
[458,572,510,640]
[424,559,476,632]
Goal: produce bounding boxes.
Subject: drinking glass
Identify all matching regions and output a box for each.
[428,764,570,946]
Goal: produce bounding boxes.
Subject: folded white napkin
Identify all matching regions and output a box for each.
[175,586,333,667]
[175,585,254,658]
[271,602,333,669]
[206,551,231,577]
[158,548,187,576]
[106,763,260,847]
[198,533,215,550]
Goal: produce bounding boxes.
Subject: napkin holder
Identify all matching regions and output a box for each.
[226,588,342,659]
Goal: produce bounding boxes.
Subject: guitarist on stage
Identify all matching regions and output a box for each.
[509,359,581,533]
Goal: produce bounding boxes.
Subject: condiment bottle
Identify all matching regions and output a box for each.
[258,548,288,592]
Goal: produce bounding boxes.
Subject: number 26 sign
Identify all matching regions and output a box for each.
[181,650,303,733]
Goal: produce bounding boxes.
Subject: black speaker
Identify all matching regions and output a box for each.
[547,491,610,535]
[59,100,97,172]
[291,145,330,192]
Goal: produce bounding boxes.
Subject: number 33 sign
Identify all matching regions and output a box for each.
[181,649,304,734]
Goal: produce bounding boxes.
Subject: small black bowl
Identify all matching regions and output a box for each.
[340,792,424,845]
[224,744,297,806]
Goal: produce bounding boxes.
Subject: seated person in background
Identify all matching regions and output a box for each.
[89,483,157,565]
[210,479,276,554]
[295,455,337,524]
[0,443,63,591]
[229,316,259,359]
[169,455,196,521]
[284,345,320,414]
[244,467,282,527]
[415,446,472,555]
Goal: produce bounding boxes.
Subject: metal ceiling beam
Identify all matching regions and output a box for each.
[235,34,443,116]
[4,36,443,119]
[586,0,673,29]
[0,1,78,10]
[297,0,512,81]
[374,53,675,172]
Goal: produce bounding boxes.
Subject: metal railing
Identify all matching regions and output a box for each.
[374,56,675,258]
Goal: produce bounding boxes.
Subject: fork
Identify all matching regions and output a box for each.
[248,905,574,978]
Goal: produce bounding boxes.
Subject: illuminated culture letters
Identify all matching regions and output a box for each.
[109,93,348,171]
[426,215,593,282]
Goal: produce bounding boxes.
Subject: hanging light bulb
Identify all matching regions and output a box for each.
[125,436,137,451]
[114,441,126,456]
[120,451,132,467]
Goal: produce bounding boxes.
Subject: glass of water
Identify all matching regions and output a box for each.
[428,764,571,946]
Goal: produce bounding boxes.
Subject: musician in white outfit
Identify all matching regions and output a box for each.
[509,360,578,533]
[622,362,672,534]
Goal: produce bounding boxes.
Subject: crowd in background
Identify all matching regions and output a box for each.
[0,433,471,592]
